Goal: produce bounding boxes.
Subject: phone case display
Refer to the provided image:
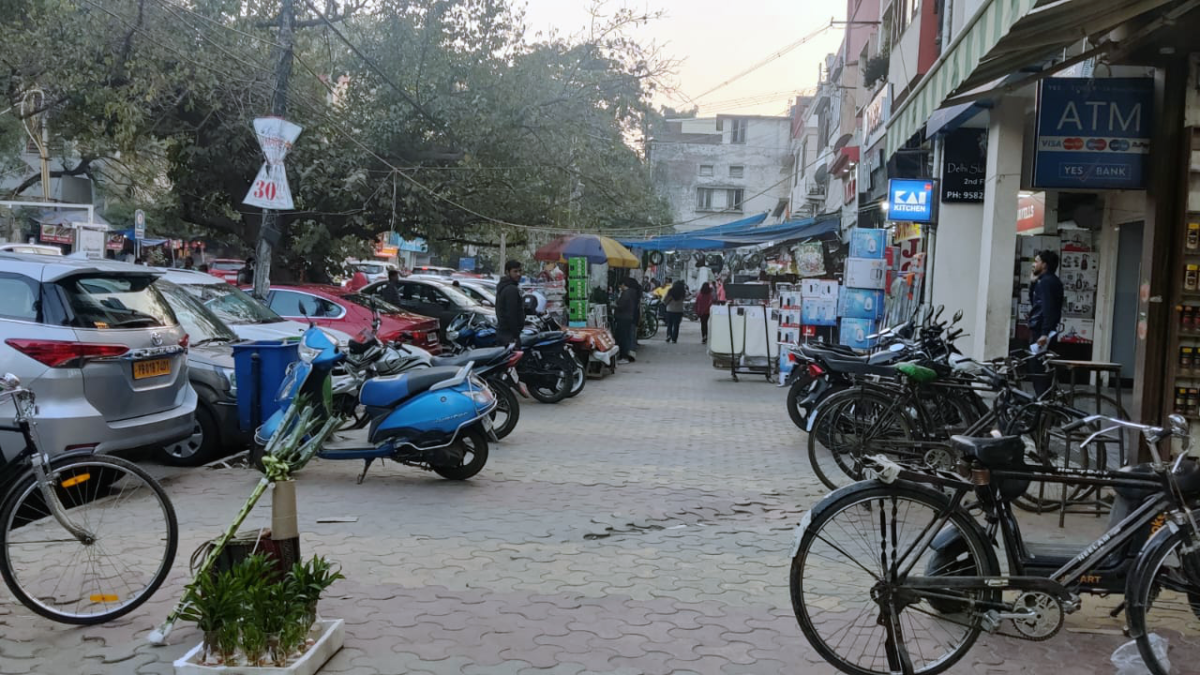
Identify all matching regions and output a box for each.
[844,258,887,290]
[840,288,885,320]
[840,318,877,350]
[849,229,887,259]
[794,242,826,277]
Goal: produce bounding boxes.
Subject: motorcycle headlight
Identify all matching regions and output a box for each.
[298,340,320,364]
[467,389,494,406]
[447,328,459,342]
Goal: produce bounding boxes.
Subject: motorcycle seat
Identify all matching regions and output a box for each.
[800,343,859,359]
[431,347,508,368]
[950,435,1026,469]
[520,331,564,348]
[1113,460,1200,502]
[822,356,897,378]
[360,366,461,408]
[347,337,378,356]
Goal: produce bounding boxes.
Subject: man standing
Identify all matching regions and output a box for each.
[380,269,403,306]
[238,257,255,285]
[1028,249,1064,396]
[614,277,639,364]
[495,260,525,345]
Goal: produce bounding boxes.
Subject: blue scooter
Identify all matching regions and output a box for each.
[255,325,497,483]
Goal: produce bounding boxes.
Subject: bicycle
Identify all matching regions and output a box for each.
[789,412,1200,675]
[0,373,178,624]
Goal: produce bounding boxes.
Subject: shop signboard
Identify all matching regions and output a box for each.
[892,222,922,242]
[459,257,476,271]
[39,223,73,244]
[397,236,427,253]
[1033,78,1153,189]
[863,85,891,151]
[886,179,936,223]
[1017,192,1046,232]
[106,234,125,251]
[941,128,986,203]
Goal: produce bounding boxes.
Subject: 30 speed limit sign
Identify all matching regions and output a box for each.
[244,117,302,210]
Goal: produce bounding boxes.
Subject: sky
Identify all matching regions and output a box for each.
[517,0,848,118]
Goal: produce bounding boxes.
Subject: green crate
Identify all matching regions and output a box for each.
[569,299,588,321]
[568,258,588,277]
[568,279,588,298]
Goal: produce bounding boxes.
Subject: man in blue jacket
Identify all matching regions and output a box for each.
[1028,249,1064,396]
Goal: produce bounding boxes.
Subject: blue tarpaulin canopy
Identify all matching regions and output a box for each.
[115,228,170,246]
[618,214,839,251]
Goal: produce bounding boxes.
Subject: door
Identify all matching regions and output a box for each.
[1111,221,1143,383]
[267,290,344,329]
[412,283,454,327]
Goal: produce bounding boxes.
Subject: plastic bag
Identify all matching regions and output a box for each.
[1112,635,1170,675]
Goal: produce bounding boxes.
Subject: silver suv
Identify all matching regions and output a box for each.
[0,253,196,459]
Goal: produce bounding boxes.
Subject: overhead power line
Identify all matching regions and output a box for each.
[691,21,838,102]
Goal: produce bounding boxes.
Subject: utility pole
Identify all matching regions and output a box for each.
[499,232,506,266]
[253,0,295,299]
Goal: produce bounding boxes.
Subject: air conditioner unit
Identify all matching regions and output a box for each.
[806,185,826,198]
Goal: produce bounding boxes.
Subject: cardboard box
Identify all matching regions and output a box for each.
[801,299,838,326]
[840,288,885,320]
[840,318,877,350]
[849,229,887,259]
[801,279,839,300]
[844,258,887,290]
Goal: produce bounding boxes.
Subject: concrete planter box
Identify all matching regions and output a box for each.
[173,619,344,675]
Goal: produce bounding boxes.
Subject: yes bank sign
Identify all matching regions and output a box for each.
[1034,78,1153,189]
[887,179,936,223]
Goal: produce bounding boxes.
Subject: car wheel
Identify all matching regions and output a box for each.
[158,405,220,467]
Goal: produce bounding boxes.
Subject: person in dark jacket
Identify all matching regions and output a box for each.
[237,257,255,285]
[614,277,639,363]
[495,260,525,345]
[1028,249,1064,396]
[380,269,403,306]
[695,282,714,344]
[663,280,686,343]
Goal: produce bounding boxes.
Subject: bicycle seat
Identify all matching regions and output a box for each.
[950,435,1026,469]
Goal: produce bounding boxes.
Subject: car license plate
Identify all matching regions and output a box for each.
[133,358,171,380]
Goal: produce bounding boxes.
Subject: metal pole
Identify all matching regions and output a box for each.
[499,231,507,266]
[252,0,294,298]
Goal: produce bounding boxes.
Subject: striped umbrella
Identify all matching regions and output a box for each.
[559,235,640,268]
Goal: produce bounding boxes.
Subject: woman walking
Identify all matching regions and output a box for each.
[664,280,686,343]
[695,282,713,344]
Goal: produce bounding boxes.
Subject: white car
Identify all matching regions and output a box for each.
[345,259,398,285]
[157,269,351,345]
[0,243,63,256]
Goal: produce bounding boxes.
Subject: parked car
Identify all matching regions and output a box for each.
[255,284,443,354]
[345,259,398,285]
[411,265,455,278]
[207,258,244,283]
[0,253,196,459]
[154,280,247,466]
[159,269,351,345]
[361,277,494,339]
[452,279,496,307]
[0,243,62,256]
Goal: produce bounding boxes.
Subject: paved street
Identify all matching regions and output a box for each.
[1,320,1130,674]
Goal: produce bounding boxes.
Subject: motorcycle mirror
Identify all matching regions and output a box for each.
[953,309,964,323]
[935,305,945,320]
[298,304,315,328]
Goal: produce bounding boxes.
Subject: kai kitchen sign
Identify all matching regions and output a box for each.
[1033,78,1152,189]
[887,179,937,223]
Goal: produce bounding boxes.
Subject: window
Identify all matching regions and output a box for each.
[58,275,175,329]
[155,282,236,344]
[696,188,716,210]
[0,275,39,321]
[729,118,747,144]
[268,291,341,318]
[729,165,744,179]
[726,189,745,212]
[417,284,446,305]
[699,164,714,177]
[179,283,281,325]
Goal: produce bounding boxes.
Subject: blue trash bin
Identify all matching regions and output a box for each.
[232,341,300,433]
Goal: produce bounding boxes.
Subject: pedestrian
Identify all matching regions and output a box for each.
[615,277,639,364]
[380,269,403,306]
[663,279,686,343]
[695,282,714,344]
[182,257,195,270]
[495,260,525,345]
[346,269,369,291]
[1028,249,1064,396]
[198,263,210,273]
[237,257,255,285]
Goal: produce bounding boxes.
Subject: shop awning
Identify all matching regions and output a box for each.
[886,0,1176,157]
[618,215,838,251]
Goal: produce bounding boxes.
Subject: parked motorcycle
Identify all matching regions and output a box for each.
[253,323,497,482]
[446,312,574,404]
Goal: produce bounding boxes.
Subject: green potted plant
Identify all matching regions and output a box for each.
[287,555,345,629]
[177,568,241,665]
[232,554,279,667]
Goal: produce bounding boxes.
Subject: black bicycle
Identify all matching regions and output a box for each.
[0,373,178,624]
[790,412,1200,675]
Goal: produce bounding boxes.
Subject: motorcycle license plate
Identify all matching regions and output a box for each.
[482,415,493,431]
[510,368,530,397]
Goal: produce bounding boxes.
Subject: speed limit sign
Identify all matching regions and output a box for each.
[243,118,302,210]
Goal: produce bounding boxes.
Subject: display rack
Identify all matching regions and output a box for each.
[1166,127,1200,425]
[713,284,776,382]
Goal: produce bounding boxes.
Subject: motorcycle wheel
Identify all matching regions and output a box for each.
[432,428,489,480]
[565,353,587,398]
[487,379,520,440]
[527,353,571,404]
[786,373,816,429]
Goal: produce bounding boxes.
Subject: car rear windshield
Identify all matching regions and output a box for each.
[355,264,384,275]
[156,281,238,344]
[57,274,176,329]
[211,261,242,271]
[179,283,282,325]
[343,293,404,315]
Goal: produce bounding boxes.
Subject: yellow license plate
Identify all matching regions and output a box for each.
[133,359,171,380]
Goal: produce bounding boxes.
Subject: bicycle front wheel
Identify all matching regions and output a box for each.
[0,455,178,624]
[790,483,997,675]
[1125,527,1200,675]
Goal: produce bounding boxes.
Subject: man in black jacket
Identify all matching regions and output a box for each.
[495,260,525,345]
[1028,249,1064,396]
[614,277,639,364]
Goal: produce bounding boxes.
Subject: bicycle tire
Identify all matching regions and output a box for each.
[1124,523,1200,675]
[790,481,998,675]
[807,387,919,491]
[0,454,178,625]
[1011,406,1107,512]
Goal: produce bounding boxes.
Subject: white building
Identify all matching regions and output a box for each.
[647,115,791,232]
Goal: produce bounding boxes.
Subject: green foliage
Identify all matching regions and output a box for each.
[1,0,673,277]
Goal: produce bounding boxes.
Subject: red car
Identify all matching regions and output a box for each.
[251,284,442,354]
[208,258,244,283]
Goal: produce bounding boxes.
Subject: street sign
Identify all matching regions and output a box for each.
[134,209,146,239]
[887,179,936,223]
[1033,78,1153,189]
[941,128,986,203]
[244,117,302,210]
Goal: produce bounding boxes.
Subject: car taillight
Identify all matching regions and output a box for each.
[6,339,129,368]
[409,331,426,344]
[808,363,825,378]
[788,352,798,363]
[179,334,190,349]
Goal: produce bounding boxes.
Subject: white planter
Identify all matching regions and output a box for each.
[173,619,344,675]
